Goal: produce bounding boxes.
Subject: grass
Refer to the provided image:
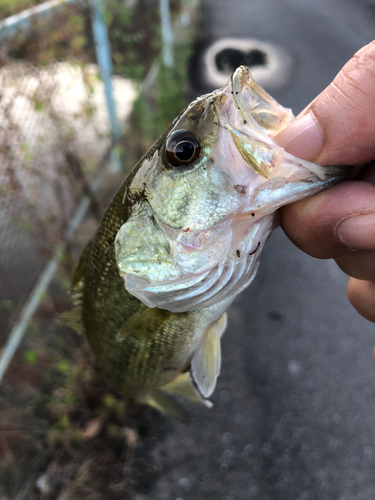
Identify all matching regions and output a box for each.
[0,0,41,19]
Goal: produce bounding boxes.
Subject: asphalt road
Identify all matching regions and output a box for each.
[132,1,375,500]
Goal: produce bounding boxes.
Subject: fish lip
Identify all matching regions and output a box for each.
[231,65,252,93]
[230,66,255,123]
[230,66,352,183]
[229,65,270,132]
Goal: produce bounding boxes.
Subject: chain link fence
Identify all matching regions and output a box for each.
[0,0,138,344]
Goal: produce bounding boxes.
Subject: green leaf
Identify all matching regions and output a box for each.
[23,350,38,365]
[57,360,69,373]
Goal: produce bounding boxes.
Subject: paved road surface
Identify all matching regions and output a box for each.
[133,2,375,499]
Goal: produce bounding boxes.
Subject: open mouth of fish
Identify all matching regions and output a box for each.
[116,66,350,313]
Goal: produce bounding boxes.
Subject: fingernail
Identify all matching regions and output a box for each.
[275,112,324,160]
[336,213,375,250]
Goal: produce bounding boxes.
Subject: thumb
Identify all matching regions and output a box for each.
[275,40,375,166]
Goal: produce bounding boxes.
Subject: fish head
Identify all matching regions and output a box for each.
[115,66,350,312]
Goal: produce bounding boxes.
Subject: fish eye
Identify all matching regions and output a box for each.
[165,129,200,167]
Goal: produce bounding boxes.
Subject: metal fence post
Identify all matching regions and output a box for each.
[90,0,122,170]
[160,0,174,67]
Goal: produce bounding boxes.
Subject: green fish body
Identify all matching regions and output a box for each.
[70,67,349,416]
[73,147,229,416]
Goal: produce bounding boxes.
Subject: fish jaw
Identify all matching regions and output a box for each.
[211,65,352,218]
[122,213,275,312]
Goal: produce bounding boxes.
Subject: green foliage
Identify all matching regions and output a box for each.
[103,393,116,408]
[0,299,14,310]
[104,0,160,80]
[0,0,35,19]
[16,216,33,232]
[156,45,192,129]
[33,99,44,112]
[106,422,119,437]
[57,360,69,373]
[28,320,42,337]
[5,2,91,65]
[23,349,38,365]
[19,143,33,162]
[57,414,71,430]
[126,41,191,167]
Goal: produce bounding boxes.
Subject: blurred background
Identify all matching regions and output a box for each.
[0,0,375,499]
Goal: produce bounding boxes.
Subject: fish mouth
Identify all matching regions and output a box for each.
[218,65,352,212]
[231,65,294,138]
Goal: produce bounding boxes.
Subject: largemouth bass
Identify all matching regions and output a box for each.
[69,66,349,418]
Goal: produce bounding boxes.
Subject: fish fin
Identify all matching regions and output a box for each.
[72,241,91,289]
[191,313,227,398]
[70,241,91,306]
[144,389,189,421]
[60,242,92,334]
[161,372,213,408]
[116,307,173,341]
[218,312,228,337]
[59,307,85,335]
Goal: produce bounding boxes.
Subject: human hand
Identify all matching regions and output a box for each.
[275,40,375,323]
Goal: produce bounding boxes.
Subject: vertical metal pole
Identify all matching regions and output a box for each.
[90,0,122,150]
[160,0,173,67]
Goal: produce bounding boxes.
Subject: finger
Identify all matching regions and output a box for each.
[275,40,375,165]
[347,278,375,323]
[280,181,375,259]
[335,251,375,281]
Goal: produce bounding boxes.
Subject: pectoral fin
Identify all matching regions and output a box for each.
[191,313,227,398]
[144,389,189,421]
[71,241,91,300]
[161,372,213,408]
[144,372,215,420]
[59,307,84,335]
[116,307,173,341]
[61,241,92,334]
